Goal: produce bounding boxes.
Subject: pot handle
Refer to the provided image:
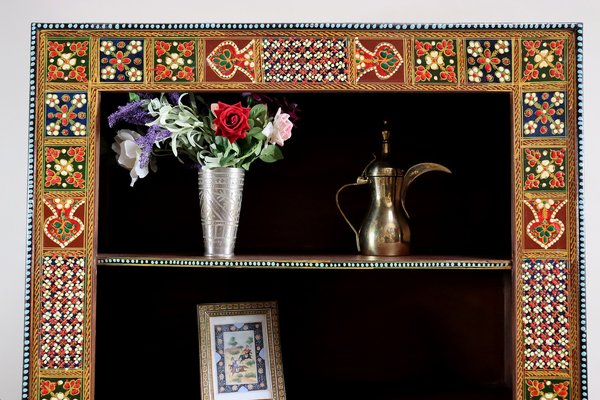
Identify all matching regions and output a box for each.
[335,177,369,252]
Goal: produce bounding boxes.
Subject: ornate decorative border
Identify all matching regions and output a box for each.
[23,22,585,400]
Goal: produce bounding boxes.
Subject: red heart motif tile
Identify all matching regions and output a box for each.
[44,198,85,248]
[524,199,567,249]
[206,40,255,82]
[355,39,404,82]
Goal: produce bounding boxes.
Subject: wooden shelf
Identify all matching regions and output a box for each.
[96,253,512,270]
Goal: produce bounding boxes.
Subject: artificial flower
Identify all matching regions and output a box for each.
[111,129,149,186]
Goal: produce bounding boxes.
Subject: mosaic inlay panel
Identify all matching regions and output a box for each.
[40,255,85,369]
[523,199,567,250]
[47,39,89,83]
[525,379,570,399]
[262,37,349,83]
[100,38,144,82]
[414,39,457,83]
[205,39,256,82]
[465,39,512,83]
[522,39,566,82]
[522,260,570,371]
[354,39,404,82]
[41,378,83,400]
[523,148,567,191]
[44,146,86,190]
[153,39,196,82]
[523,91,567,137]
[43,197,85,249]
[45,93,87,137]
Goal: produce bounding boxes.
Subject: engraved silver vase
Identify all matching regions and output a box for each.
[198,167,245,257]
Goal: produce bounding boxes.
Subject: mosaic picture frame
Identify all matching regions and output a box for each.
[197,302,286,400]
[23,22,586,400]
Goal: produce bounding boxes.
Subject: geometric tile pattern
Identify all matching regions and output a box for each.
[522,39,566,82]
[44,146,86,190]
[41,377,83,400]
[354,39,404,82]
[205,40,256,82]
[43,197,85,249]
[153,39,196,82]
[525,379,570,399]
[47,39,89,83]
[414,39,457,83]
[523,148,567,191]
[100,39,144,82]
[465,39,512,83]
[40,255,85,369]
[523,91,567,137]
[262,37,349,83]
[45,93,88,137]
[522,260,570,371]
[524,199,567,250]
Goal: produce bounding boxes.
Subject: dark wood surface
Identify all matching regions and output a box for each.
[95,91,514,398]
[95,266,511,399]
[98,91,512,259]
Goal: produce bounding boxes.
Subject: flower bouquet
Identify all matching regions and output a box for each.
[108,92,299,256]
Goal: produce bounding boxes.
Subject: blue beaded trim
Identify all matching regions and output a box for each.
[32,22,582,31]
[97,257,511,269]
[575,25,587,400]
[21,23,38,400]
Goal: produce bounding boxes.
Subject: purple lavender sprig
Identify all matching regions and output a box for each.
[108,100,153,128]
[135,125,172,169]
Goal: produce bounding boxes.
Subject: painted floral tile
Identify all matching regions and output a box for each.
[262,37,349,83]
[525,379,570,400]
[523,148,567,191]
[100,39,144,82]
[47,39,89,83]
[522,39,566,82]
[414,39,457,83]
[521,260,570,371]
[41,378,82,400]
[40,255,85,369]
[44,146,86,190]
[45,93,87,137]
[205,39,256,82]
[153,39,196,82]
[523,91,566,137]
[354,39,404,82]
[523,199,567,250]
[465,39,512,83]
[43,197,85,249]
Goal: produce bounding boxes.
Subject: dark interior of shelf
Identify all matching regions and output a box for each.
[95,265,511,400]
[97,91,512,258]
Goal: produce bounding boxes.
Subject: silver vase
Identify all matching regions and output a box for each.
[198,167,245,257]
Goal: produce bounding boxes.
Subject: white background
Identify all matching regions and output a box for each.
[0,1,598,398]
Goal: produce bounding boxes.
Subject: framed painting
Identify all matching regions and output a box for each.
[197,302,286,400]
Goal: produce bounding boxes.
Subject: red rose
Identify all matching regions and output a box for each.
[211,101,250,143]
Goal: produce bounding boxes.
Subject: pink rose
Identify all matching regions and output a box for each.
[267,108,293,146]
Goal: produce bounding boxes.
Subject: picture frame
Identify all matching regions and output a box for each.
[197,302,286,400]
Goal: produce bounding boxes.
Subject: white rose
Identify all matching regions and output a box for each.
[111,129,149,186]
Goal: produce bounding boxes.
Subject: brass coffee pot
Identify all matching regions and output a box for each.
[336,123,451,256]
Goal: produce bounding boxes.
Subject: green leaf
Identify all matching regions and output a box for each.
[247,127,264,138]
[259,145,284,163]
[249,104,267,121]
[129,92,140,102]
